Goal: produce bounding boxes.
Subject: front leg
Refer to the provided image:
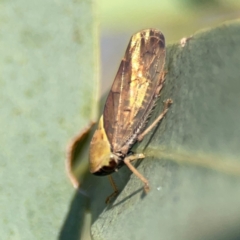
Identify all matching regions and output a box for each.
[123,153,149,193]
[105,175,119,204]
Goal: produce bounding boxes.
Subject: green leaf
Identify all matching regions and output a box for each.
[0,0,98,239]
[90,20,240,240]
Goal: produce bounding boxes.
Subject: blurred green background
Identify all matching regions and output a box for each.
[99,0,240,95]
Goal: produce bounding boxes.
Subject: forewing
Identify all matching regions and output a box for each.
[103,29,165,152]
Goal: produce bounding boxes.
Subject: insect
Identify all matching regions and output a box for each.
[89,29,172,193]
[67,29,172,199]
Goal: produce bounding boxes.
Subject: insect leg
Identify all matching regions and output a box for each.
[123,153,150,193]
[105,175,119,204]
[161,70,168,80]
[137,98,173,142]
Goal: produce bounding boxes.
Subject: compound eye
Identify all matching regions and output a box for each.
[110,156,116,162]
[93,159,117,176]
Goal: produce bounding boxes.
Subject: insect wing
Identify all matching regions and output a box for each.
[103,29,165,152]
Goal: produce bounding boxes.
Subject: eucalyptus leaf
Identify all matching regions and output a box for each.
[0,0,98,239]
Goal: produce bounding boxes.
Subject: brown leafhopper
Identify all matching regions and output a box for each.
[67,29,172,199]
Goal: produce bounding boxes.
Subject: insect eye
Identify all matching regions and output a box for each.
[93,159,117,176]
[110,156,115,162]
[93,167,113,176]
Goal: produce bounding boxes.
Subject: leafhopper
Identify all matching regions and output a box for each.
[67,29,172,199]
